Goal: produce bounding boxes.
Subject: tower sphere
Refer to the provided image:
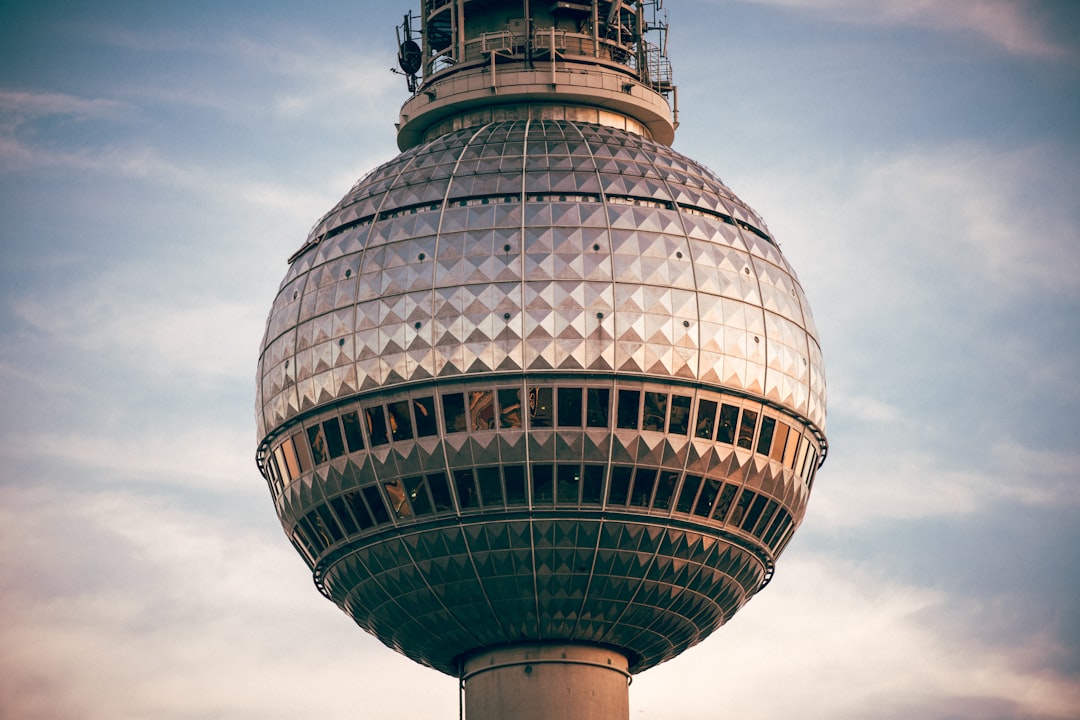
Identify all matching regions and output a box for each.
[255,0,826,699]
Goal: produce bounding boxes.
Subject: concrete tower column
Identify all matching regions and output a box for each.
[462,644,630,720]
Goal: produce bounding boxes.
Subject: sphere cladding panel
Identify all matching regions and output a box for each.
[256,121,826,441]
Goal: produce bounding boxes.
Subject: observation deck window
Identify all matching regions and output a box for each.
[740,494,770,532]
[752,499,779,538]
[676,475,702,514]
[581,464,605,504]
[307,424,329,465]
[383,479,412,518]
[469,390,496,431]
[737,408,759,450]
[768,421,788,463]
[586,388,610,428]
[365,405,390,446]
[329,496,359,535]
[694,478,721,517]
[557,387,583,427]
[478,466,504,508]
[557,464,581,505]
[405,475,434,515]
[504,465,528,505]
[607,466,633,506]
[342,490,375,530]
[498,389,523,429]
[716,404,739,444]
[414,397,439,437]
[653,471,679,510]
[442,392,468,433]
[642,392,667,431]
[454,469,479,509]
[532,464,555,505]
[711,484,738,523]
[729,489,754,527]
[529,387,554,428]
[388,400,415,441]
[629,468,658,507]
[616,389,640,429]
[669,395,692,435]
[363,486,391,525]
[695,399,717,440]
[427,472,455,512]
[323,418,346,458]
[341,411,365,451]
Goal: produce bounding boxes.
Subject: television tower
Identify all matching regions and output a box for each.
[255,2,827,718]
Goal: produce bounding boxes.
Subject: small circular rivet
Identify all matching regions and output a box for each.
[414,322,422,329]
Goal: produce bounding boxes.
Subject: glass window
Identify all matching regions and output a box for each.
[737,408,758,450]
[607,466,632,506]
[343,490,374,530]
[291,528,318,564]
[478,467,504,507]
[470,390,495,430]
[581,464,605,504]
[653,471,679,510]
[695,399,717,440]
[586,388,610,428]
[404,476,433,515]
[498,388,523,429]
[756,416,776,456]
[273,446,291,484]
[299,515,329,550]
[783,428,801,468]
[504,465,527,505]
[557,464,581,505]
[711,484,738,522]
[329,496,358,535]
[383,480,412,518]
[362,486,391,525]
[642,392,668,431]
[454,469,478,509]
[365,406,390,446]
[291,431,313,473]
[669,395,692,435]
[769,421,789,462]
[323,419,346,458]
[676,474,702,513]
[413,397,439,437]
[729,489,755,526]
[716,404,739,444]
[427,472,454,511]
[307,425,328,465]
[442,393,468,433]
[557,387,583,427]
[752,499,779,538]
[314,505,345,543]
[741,494,769,531]
[694,478,721,517]
[387,401,414,441]
[529,387,553,427]
[616,390,640,429]
[341,411,365,451]
[531,464,554,505]
[763,508,791,548]
[630,468,657,507]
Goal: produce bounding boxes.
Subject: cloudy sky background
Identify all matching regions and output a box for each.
[1,1,1077,718]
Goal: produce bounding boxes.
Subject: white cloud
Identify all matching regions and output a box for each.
[634,552,1080,719]
[734,0,1073,59]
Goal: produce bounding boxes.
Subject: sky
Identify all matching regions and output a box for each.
[0,0,1078,718]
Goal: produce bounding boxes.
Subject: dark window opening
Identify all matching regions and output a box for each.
[498,388,523,429]
[529,387,553,428]
[307,425,328,465]
[694,478,721,517]
[653,471,679,510]
[717,404,739,444]
[607,466,632,506]
[532,464,554,505]
[769,421,789,462]
[669,395,692,435]
[642,392,667,431]
[712,484,738,523]
[504,465,527,505]
[586,388,610,428]
[616,390,640,429]
[478,466,504,507]
[756,416,776,456]
[363,486,391,525]
[299,515,328,550]
[470,390,495,431]
[442,393,468,433]
[427,472,454,512]
[557,387,583,427]
[387,401,414,441]
[454,469,478,509]
[630,468,657,507]
[383,480,412,518]
[581,464,605,504]
[341,411,365,451]
[729,489,755,526]
[695,399,717,440]
[365,406,389,446]
[343,490,374,530]
[763,509,791,548]
[413,397,438,437]
[676,474,702,513]
[329,496,358,535]
[404,476,433,515]
[783,428,801,467]
[741,494,769,531]
[323,419,346,458]
[752,499,779,538]
[557,464,581,505]
[314,505,345,543]
[737,408,758,450]
[291,432,313,473]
